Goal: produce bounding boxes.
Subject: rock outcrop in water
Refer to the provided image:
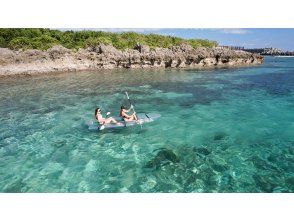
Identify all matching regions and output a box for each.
[0,44,263,75]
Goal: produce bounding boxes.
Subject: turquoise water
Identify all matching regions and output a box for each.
[0,57,293,192]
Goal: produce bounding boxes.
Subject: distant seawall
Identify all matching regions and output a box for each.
[0,44,263,76]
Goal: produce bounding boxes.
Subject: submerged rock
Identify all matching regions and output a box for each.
[213,131,228,141]
[3,178,27,192]
[253,175,276,193]
[145,148,180,169]
[197,166,218,189]
[220,173,234,186]
[211,163,229,173]
[249,156,279,172]
[193,147,211,156]
[285,177,294,188]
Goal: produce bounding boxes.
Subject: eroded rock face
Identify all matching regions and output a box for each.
[134,44,150,53]
[0,48,16,65]
[0,44,263,75]
[47,45,72,60]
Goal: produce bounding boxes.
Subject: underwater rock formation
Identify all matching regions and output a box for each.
[145,148,180,169]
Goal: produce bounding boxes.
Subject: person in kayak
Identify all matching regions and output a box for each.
[95,108,119,125]
[120,105,138,122]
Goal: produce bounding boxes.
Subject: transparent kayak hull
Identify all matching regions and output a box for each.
[86,113,161,130]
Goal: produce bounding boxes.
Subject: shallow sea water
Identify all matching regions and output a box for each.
[0,57,293,192]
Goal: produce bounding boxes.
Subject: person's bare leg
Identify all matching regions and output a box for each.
[129,113,139,122]
[110,117,123,125]
[111,117,119,124]
[124,117,134,122]
[105,117,118,124]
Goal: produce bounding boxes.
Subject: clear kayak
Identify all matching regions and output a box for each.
[86,113,161,131]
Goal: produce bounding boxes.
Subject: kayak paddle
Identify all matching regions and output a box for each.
[125,91,142,128]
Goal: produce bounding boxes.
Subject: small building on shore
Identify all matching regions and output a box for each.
[243,47,294,56]
[216,46,294,56]
[216,46,245,50]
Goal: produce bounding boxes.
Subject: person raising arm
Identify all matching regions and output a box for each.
[94,108,119,125]
[119,105,138,122]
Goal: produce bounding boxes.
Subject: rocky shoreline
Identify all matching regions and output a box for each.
[0,44,263,76]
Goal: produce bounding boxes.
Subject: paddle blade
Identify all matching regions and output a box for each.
[125,91,130,99]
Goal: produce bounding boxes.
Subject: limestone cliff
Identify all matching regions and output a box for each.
[0,44,263,75]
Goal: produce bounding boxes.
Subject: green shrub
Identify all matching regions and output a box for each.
[31,35,59,50]
[188,39,218,48]
[0,36,6,47]
[84,37,112,48]
[0,28,218,51]
[8,37,33,50]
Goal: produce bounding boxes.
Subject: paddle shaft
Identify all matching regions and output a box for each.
[125,91,136,113]
[125,91,142,128]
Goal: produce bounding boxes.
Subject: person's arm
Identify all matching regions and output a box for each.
[122,111,131,119]
[127,105,133,112]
